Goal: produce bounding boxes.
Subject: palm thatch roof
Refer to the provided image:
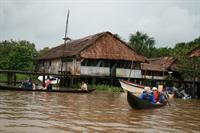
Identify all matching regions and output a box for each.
[188,46,200,58]
[37,31,147,62]
[141,57,177,72]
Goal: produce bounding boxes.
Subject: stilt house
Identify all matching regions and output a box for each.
[141,57,177,80]
[36,32,147,79]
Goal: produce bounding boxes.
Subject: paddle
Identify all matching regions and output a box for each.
[163,92,170,106]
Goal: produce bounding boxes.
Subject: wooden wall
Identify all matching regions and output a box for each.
[37,59,144,78]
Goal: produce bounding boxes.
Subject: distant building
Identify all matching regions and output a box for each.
[36,31,147,79]
[141,57,178,80]
[188,46,200,58]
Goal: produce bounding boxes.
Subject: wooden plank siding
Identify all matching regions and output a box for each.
[38,59,62,74]
[37,59,143,78]
[80,66,110,76]
[116,68,141,78]
[36,31,147,79]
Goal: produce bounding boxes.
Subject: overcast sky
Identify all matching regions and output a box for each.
[0,0,200,50]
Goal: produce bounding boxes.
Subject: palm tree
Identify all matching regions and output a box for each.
[129,31,155,57]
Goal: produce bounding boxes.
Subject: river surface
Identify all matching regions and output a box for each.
[0,90,200,133]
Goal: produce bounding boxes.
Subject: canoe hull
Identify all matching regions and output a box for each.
[0,84,95,93]
[119,80,144,96]
[127,92,166,109]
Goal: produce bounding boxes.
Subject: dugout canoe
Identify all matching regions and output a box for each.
[127,91,167,109]
[119,79,144,96]
[0,84,95,93]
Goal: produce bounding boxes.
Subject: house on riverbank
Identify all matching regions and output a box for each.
[141,57,178,80]
[188,46,200,98]
[36,31,147,85]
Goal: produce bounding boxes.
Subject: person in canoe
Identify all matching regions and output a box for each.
[81,81,88,91]
[139,87,155,104]
[152,87,159,103]
[22,78,35,90]
[45,76,52,90]
[152,87,165,104]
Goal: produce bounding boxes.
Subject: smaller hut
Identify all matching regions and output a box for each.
[188,46,200,58]
[141,57,178,80]
[188,46,200,98]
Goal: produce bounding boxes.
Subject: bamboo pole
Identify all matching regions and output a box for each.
[192,58,196,98]
[128,60,134,81]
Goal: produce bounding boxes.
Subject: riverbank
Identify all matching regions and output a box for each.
[90,84,122,92]
[0,74,122,92]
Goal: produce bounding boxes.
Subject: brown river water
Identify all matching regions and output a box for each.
[0,90,200,133]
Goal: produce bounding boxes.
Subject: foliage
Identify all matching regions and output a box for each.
[128,31,155,57]
[170,37,200,80]
[63,83,122,92]
[149,47,172,58]
[127,31,200,80]
[93,84,122,92]
[0,74,7,82]
[0,40,37,70]
[38,47,49,57]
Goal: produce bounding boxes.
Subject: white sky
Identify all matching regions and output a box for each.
[0,0,200,50]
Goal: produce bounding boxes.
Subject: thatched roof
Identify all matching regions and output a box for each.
[141,63,166,72]
[148,57,176,69]
[37,31,147,62]
[141,57,176,72]
[188,46,200,58]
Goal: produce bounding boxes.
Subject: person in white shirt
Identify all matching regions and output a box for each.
[81,81,87,91]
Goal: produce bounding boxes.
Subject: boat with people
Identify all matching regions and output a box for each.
[119,79,174,98]
[127,91,167,109]
[0,84,95,93]
[119,80,167,109]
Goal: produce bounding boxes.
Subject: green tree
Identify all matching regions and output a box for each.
[0,40,37,70]
[171,36,200,80]
[150,47,172,58]
[128,31,155,57]
[38,47,49,57]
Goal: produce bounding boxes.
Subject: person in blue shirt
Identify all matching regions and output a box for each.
[158,91,166,103]
[139,87,155,104]
[22,78,34,89]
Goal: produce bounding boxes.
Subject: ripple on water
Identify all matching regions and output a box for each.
[0,91,200,132]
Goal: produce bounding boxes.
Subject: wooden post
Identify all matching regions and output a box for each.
[92,78,96,86]
[7,73,9,85]
[192,58,196,98]
[162,63,165,79]
[42,72,45,88]
[14,73,16,86]
[8,72,15,85]
[110,78,114,86]
[7,72,12,85]
[70,77,74,87]
[128,60,134,81]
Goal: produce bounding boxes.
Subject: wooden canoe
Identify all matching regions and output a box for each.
[127,91,167,109]
[119,80,144,96]
[0,84,95,93]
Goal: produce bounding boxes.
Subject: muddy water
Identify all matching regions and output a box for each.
[0,90,200,133]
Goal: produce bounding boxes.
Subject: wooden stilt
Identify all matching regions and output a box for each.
[14,73,16,86]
